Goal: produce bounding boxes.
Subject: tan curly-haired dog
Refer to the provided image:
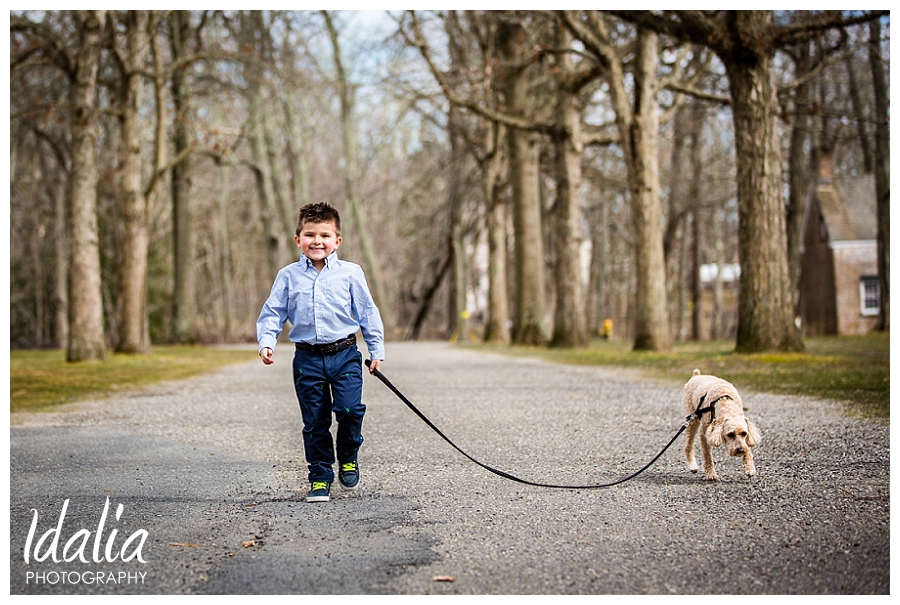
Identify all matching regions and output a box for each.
[682,369,761,480]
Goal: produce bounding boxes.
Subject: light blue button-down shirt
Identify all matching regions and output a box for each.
[257,252,385,360]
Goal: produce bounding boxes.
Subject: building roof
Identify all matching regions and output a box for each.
[816,175,878,242]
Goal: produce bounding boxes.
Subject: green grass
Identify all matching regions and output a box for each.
[9,334,889,420]
[9,346,255,414]
[477,332,890,419]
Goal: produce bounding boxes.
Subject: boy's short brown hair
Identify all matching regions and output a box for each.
[296,203,341,236]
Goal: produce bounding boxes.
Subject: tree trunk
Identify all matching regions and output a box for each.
[116,10,151,354]
[66,10,107,362]
[628,28,670,351]
[785,42,812,325]
[868,18,889,331]
[726,13,803,352]
[37,133,68,347]
[550,26,589,348]
[845,51,873,174]
[447,106,470,342]
[567,14,671,350]
[263,106,295,241]
[218,164,234,340]
[169,10,197,343]
[52,171,68,348]
[32,219,45,346]
[247,82,288,275]
[499,21,547,346]
[587,194,612,336]
[483,128,510,345]
[666,107,690,341]
[711,209,725,340]
[689,105,704,341]
[281,94,310,209]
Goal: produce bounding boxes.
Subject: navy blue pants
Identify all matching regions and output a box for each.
[292,345,365,483]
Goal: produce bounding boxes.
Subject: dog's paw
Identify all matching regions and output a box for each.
[745,468,757,477]
[688,461,699,473]
[703,472,719,481]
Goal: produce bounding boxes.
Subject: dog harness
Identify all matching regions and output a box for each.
[694,393,733,421]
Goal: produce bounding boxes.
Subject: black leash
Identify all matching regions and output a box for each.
[365,360,704,490]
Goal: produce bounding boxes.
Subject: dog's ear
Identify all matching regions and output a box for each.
[706,419,724,446]
[746,419,761,447]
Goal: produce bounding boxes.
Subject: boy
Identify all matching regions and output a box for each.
[257,202,385,503]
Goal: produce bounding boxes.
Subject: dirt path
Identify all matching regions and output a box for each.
[9,342,889,594]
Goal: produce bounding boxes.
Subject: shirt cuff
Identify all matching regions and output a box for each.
[366,344,385,360]
[258,336,278,353]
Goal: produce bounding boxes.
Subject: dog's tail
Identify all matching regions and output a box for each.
[692,368,701,376]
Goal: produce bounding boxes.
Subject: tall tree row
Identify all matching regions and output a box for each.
[9,10,889,357]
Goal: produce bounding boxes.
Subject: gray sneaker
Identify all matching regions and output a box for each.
[338,461,360,490]
[306,481,331,503]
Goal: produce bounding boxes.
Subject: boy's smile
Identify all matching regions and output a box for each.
[295,220,342,270]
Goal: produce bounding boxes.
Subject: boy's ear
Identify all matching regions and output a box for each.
[294,235,302,248]
[334,235,343,248]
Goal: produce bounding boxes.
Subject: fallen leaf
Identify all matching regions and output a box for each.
[168,542,201,548]
[242,540,256,548]
[432,575,455,583]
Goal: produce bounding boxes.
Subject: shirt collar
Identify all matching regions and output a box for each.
[302,251,339,270]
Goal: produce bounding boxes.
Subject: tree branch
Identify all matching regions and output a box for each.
[773,10,889,47]
[582,128,620,147]
[31,126,70,175]
[401,11,557,134]
[143,142,196,198]
[10,15,76,76]
[663,81,730,105]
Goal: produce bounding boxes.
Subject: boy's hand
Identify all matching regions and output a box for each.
[260,348,274,365]
[367,359,382,374]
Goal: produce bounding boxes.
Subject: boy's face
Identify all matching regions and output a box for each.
[295,220,342,264]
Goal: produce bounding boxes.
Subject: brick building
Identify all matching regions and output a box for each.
[799,162,880,336]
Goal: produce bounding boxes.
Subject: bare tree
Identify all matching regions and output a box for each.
[496,18,548,345]
[11,11,115,360]
[322,11,395,334]
[169,10,198,343]
[547,23,589,348]
[404,11,601,346]
[562,12,672,351]
[609,10,882,352]
[400,11,512,344]
[110,10,152,353]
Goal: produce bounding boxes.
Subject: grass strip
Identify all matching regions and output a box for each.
[10,346,254,414]
[477,332,889,419]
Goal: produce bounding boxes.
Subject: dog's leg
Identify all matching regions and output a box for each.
[699,428,718,481]
[742,448,757,477]
[684,419,700,473]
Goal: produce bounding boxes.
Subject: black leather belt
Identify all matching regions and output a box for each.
[295,334,356,355]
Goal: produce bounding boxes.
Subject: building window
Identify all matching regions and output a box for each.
[860,276,880,316]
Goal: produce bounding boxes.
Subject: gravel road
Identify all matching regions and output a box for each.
[9,341,889,594]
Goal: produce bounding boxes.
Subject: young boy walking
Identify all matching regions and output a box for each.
[257,202,385,503]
